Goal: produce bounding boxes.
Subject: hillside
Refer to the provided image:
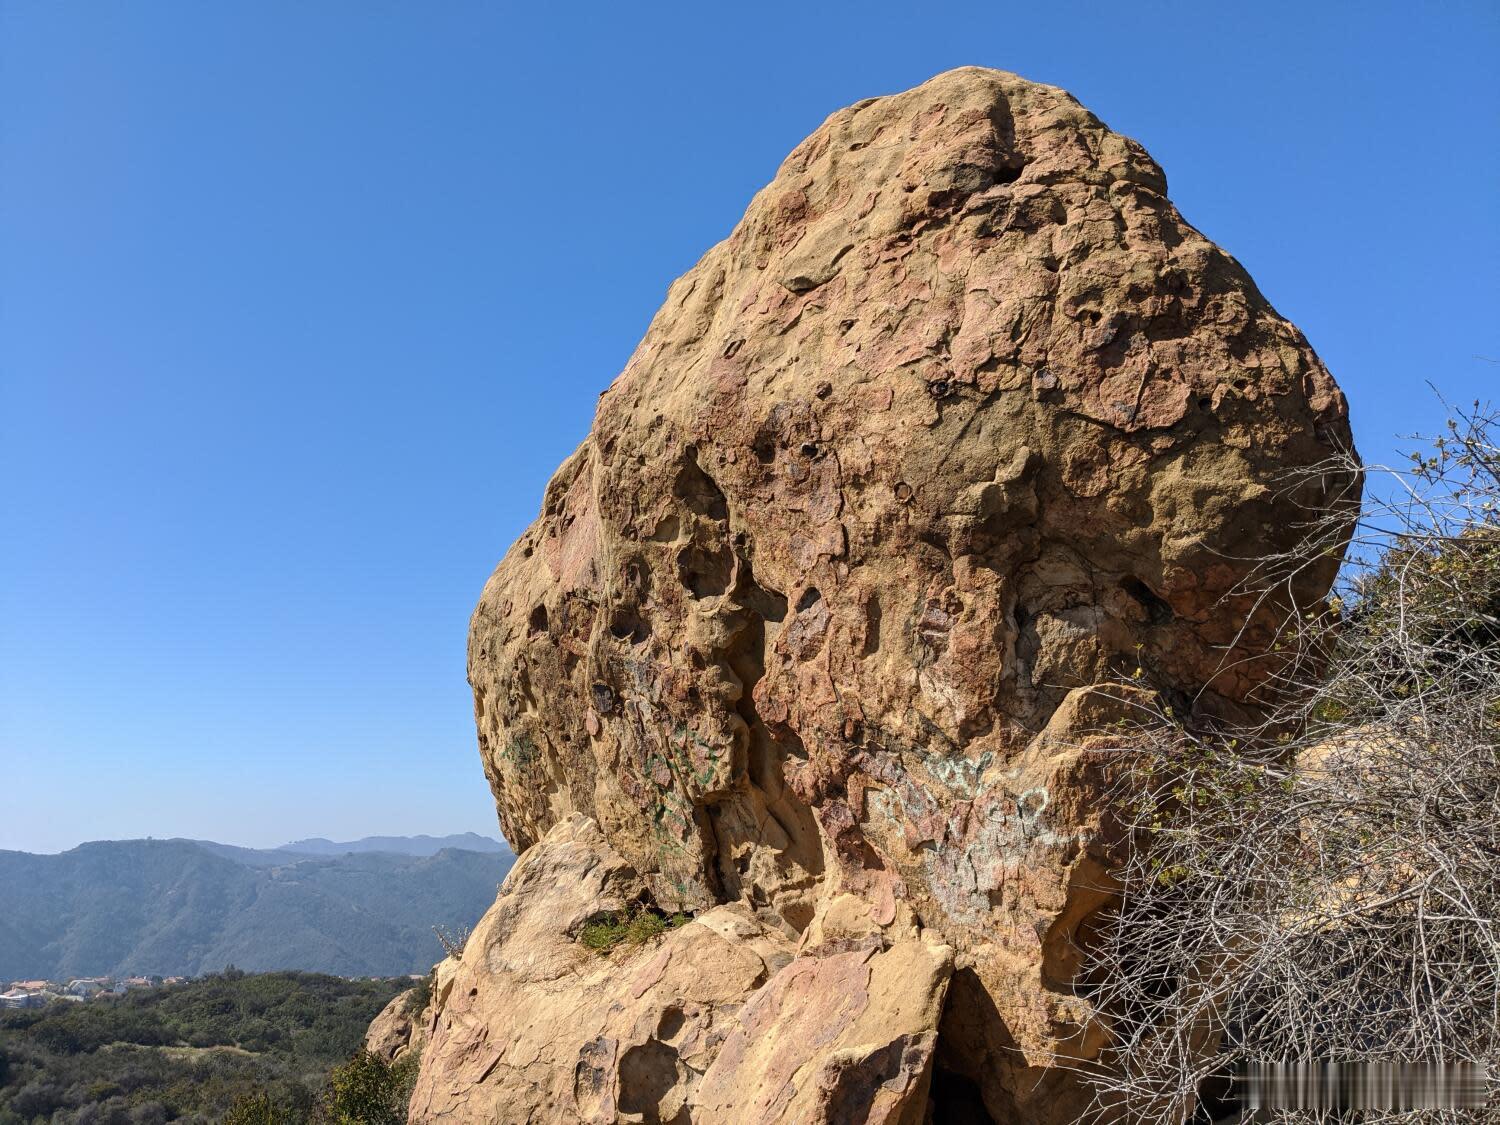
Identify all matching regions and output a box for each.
[0,970,407,1123]
[0,839,512,979]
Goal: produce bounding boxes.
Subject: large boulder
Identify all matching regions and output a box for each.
[429,67,1354,1122]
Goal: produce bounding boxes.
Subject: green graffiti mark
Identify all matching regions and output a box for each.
[639,723,728,795]
[668,723,726,790]
[500,736,539,769]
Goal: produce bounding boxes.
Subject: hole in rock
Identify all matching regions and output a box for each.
[862,594,883,655]
[781,899,815,932]
[994,159,1027,185]
[647,515,681,544]
[608,610,650,645]
[528,604,549,634]
[735,564,788,624]
[674,447,729,521]
[928,1066,996,1124]
[1012,601,1031,632]
[1120,576,1173,627]
[676,543,732,599]
[616,1039,683,1123]
[795,586,822,612]
[934,967,1017,1124]
[708,566,824,928]
[656,1006,686,1041]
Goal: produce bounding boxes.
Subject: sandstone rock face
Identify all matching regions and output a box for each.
[432,67,1354,1122]
[366,987,424,1063]
[408,815,951,1123]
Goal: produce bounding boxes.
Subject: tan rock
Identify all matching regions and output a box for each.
[406,815,948,1123]
[365,986,425,1063]
[440,66,1356,1121]
[693,936,951,1124]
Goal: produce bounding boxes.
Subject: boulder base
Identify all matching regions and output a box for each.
[407,816,950,1124]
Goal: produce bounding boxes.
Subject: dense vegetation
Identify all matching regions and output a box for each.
[0,971,410,1124]
[0,840,511,978]
[1084,404,1500,1122]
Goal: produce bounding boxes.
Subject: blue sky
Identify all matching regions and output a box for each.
[2,2,1496,852]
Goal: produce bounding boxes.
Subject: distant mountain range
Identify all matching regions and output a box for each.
[0,835,514,980]
[277,832,508,857]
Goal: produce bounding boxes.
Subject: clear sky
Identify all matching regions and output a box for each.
[2,2,1496,853]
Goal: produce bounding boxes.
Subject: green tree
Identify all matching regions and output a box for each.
[320,1050,415,1125]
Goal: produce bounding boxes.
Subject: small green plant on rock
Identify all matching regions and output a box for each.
[403,972,432,1017]
[578,904,690,952]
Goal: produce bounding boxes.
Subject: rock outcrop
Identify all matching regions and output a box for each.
[414,67,1355,1122]
[408,815,950,1122]
[366,987,425,1063]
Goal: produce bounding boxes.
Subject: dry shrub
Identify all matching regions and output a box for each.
[1077,401,1500,1123]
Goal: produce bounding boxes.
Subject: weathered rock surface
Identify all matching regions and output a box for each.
[366,987,425,1063]
[408,815,950,1123]
[421,66,1355,1122]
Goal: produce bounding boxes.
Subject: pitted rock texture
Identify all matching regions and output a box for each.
[408,815,951,1123]
[454,67,1354,1121]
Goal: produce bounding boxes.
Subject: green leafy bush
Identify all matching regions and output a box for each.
[402,973,432,1017]
[319,1050,417,1125]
